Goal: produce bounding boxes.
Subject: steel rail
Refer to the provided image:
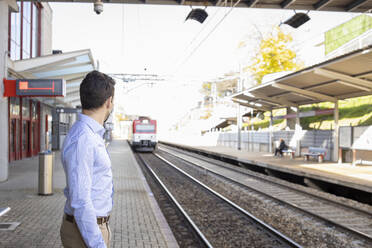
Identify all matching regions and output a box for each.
[158,145,372,242]
[136,153,213,248]
[154,153,303,248]
[159,144,372,216]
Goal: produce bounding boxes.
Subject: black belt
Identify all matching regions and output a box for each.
[65,214,110,224]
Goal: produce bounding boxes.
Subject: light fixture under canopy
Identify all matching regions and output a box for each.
[284,12,310,28]
[185,8,208,24]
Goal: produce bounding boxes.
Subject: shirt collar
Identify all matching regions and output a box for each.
[78,113,105,137]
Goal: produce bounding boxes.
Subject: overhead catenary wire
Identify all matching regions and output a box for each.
[167,6,226,73]
[172,0,243,75]
[183,6,225,54]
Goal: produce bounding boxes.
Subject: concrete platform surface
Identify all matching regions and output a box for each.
[0,139,177,248]
[162,142,372,194]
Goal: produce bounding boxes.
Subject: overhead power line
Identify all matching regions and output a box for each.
[172,0,243,75]
[183,6,224,54]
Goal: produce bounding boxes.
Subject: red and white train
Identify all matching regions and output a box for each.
[129,117,157,152]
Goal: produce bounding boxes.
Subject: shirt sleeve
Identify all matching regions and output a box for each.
[65,134,106,248]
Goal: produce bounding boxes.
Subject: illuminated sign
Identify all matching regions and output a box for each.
[16,79,66,97]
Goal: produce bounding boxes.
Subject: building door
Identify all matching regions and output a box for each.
[32,122,37,156]
[15,119,20,160]
[8,98,21,162]
[9,119,16,162]
[30,101,40,156]
[21,120,30,158]
[21,98,31,159]
[9,98,42,161]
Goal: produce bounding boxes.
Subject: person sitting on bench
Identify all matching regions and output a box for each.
[275,138,288,157]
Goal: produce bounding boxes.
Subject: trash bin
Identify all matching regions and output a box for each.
[38,151,54,195]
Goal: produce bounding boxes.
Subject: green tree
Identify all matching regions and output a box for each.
[245,27,303,85]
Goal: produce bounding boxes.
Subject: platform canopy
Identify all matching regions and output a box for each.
[211,111,264,130]
[42,0,372,12]
[232,44,372,112]
[214,117,237,129]
[7,49,95,107]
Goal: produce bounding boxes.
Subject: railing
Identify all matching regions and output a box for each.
[204,129,334,160]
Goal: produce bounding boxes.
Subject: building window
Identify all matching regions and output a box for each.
[22,98,30,118]
[8,1,41,60]
[10,119,15,153]
[22,2,31,59]
[22,120,29,151]
[31,101,38,120]
[10,4,21,61]
[10,97,20,116]
[32,4,39,58]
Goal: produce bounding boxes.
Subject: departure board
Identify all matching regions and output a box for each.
[16,79,66,97]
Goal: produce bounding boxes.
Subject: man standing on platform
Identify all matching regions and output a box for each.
[60,70,115,248]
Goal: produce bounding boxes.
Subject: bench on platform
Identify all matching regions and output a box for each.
[304,147,327,163]
[0,207,10,217]
[274,141,295,158]
[282,148,296,159]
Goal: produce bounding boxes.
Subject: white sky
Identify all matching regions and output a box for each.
[51,3,359,77]
[50,3,361,131]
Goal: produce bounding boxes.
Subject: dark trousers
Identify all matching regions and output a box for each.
[275,148,283,157]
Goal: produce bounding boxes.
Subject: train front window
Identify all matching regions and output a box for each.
[136,124,155,133]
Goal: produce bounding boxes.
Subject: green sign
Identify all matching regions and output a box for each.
[325,15,372,55]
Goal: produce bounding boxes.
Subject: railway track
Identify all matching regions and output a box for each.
[134,152,211,248]
[137,152,302,248]
[157,144,372,245]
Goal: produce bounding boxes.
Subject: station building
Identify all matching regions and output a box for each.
[0,0,95,182]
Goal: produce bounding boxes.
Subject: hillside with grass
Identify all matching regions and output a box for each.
[244,95,372,130]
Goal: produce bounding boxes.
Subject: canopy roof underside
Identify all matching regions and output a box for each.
[232,45,372,111]
[8,49,95,107]
[39,0,372,13]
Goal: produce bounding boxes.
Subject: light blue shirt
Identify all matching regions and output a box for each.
[62,113,113,248]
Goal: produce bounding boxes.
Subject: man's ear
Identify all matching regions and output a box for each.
[106,96,112,108]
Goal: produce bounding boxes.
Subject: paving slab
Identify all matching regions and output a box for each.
[0,139,177,248]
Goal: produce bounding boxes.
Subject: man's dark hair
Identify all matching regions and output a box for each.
[80,70,115,110]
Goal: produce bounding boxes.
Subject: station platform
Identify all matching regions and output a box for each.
[160,141,372,195]
[0,140,178,248]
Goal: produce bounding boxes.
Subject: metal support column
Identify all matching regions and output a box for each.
[295,108,301,156]
[250,109,254,130]
[250,108,254,151]
[237,104,241,150]
[269,110,273,153]
[51,108,60,151]
[334,101,339,162]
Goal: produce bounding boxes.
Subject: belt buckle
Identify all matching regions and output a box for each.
[97,216,109,225]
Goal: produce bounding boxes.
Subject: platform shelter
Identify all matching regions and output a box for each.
[232,45,372,163]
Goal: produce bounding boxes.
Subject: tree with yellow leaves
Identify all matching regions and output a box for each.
[245,27,303,85]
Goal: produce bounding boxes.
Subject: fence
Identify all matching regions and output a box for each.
[206,129,334,160]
